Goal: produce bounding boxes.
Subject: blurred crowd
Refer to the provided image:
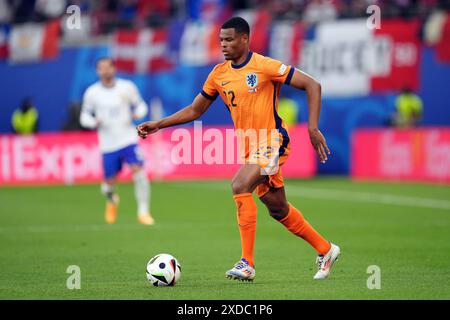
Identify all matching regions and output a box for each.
[1,0,450,34]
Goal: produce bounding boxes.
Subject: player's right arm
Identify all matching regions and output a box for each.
[137,93,213,139]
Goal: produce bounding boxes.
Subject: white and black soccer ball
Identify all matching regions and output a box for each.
[146,253,181,287]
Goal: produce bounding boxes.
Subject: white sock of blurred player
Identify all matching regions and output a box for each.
[133,169,154,225]
[101,182,118,203]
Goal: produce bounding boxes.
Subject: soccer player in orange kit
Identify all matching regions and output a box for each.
[137,17,340,281]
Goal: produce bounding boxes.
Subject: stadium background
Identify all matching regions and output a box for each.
[1,0,450,178]
[0,0,450,300]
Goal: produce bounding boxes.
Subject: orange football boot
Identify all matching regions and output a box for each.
[104,194,119,224]
[138,213,155,225]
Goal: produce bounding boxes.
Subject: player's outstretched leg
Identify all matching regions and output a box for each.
[132,167,154,225]
[282,205,340,280]
[260,187,340,280]
[101,181,119,224]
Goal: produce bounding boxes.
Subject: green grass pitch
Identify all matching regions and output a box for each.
[1,177,449,299]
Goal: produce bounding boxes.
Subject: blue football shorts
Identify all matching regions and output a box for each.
[102,144,144,179]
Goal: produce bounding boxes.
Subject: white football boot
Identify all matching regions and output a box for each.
[313,243,341,280]
[225,258,255,282]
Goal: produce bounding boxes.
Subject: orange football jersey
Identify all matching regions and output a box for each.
[201,51,294,157]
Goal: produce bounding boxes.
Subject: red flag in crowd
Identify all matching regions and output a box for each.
[112,28,174,73]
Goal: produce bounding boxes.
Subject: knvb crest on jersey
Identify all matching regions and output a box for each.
[246,73,258,93]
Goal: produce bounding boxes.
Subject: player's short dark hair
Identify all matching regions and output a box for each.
[221,17,250,35]
[96,57,114,67]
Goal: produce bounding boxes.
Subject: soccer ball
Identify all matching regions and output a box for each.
[146,253,181,286]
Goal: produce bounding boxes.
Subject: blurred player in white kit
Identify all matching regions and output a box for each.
[80,57,154,225]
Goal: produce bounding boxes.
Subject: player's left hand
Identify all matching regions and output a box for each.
[308,128,331,163]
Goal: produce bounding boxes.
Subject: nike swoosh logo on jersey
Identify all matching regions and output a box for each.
[221,81,231,86]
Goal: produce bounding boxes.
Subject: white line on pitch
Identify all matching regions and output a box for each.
[172,182,450,210]
[286,186,450,210]
[0,223,145,235]
[0,220,232,235]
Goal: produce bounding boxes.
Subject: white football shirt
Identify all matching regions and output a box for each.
[80,78,148,153]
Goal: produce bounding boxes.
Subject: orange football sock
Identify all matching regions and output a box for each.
[233,193,257,267]
[279,204,331,255]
